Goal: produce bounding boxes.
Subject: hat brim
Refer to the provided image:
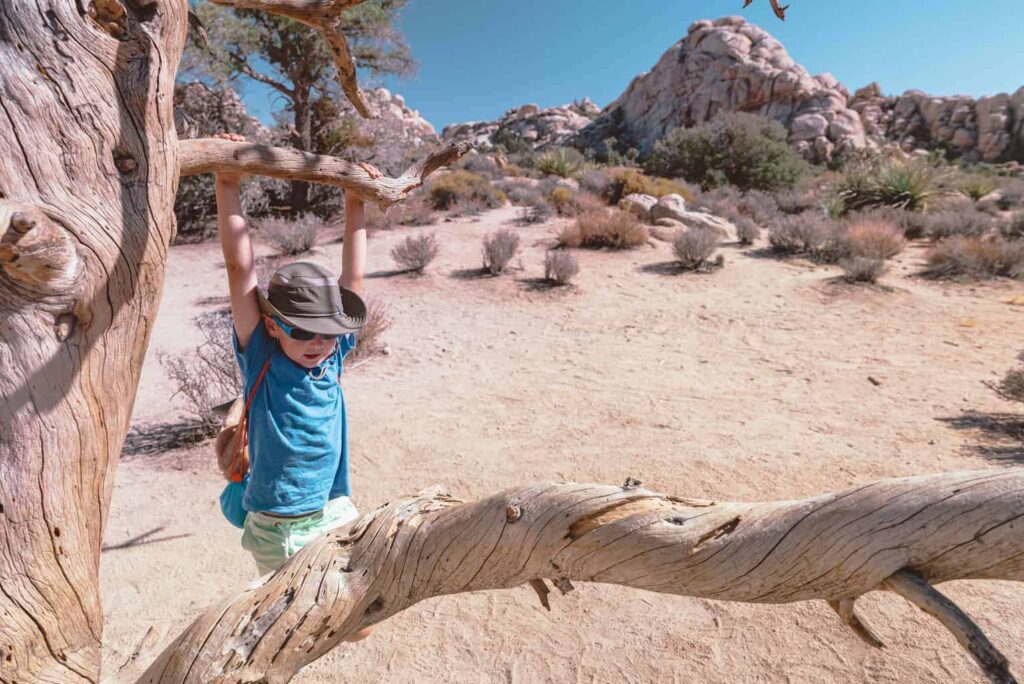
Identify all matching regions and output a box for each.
[257,285,367,335]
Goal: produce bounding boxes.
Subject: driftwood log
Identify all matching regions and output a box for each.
[2,1,1017,683]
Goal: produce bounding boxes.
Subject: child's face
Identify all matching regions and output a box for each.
[264,315,337,369]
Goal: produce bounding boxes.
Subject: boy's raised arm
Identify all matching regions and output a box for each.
[213,134,261,349]
[339,163,381,297]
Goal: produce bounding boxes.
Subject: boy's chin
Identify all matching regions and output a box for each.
[288,350,330,368]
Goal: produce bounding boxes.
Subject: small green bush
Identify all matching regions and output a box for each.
[536,147,585,178]
[644,112,808,191]
[426,170,506,211]
[558,209,650,249]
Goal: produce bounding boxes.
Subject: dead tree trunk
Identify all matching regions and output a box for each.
[140,470,1024,684]
[0,2,188,681]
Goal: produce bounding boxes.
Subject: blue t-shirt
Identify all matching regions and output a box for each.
[233,323,356,516]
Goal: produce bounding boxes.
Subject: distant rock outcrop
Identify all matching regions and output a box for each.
[442,99,600,150]
[849,82,1024,163]
[574,16,869,163]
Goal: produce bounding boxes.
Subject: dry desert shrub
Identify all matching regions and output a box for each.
[735,217,761,246]
[999,212,1024,240]
[672,228,720,270]
[768,214,851,263]
[922,207,995,240]
[426,170,506,211]
[514,189,554,224]
[482,229,521,274]
[259,214,324,256]
[992,363,1024,403]
[544,250,579,285]
[159,309,241,432]
[390,233,440,273]
[387,199,436,227]
[603,169,694,205]
[847,219,906,260]
[558,209,650,249]
[346,299,393,365]
[923,236,1024,280]
[840,256,887,284]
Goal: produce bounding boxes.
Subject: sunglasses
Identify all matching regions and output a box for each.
[272,317,340,342]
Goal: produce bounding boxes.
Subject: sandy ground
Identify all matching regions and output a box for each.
[102,205,1024,682]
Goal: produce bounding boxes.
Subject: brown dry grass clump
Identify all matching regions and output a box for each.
[558,209,650,249]
[923,236,1024,280]
[482,229,521,274]
[840,256,887,284]
[544,250,580,285]
[259,215,325,256]
[390,233,440,273]
[847,219,906,260]
[672,228,719,270]
[346,299,393,365]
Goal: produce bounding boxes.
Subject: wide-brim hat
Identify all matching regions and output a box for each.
[256,261,366,335]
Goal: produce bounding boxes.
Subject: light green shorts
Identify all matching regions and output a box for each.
[241,496,359,576]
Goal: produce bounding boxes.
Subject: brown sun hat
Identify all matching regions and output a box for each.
[256,262,366,335]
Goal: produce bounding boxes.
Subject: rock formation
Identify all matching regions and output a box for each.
[442,99,600,151]
[574,16,870,163]
[849,82,1024,163]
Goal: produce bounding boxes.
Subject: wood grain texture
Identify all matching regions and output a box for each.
[140,470,1024,683]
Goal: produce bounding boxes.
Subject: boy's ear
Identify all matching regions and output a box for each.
[263,314,280,338]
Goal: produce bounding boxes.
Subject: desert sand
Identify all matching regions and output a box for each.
[101,205,1024,682]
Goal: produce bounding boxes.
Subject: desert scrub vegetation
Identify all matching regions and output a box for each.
[960,174,1000,201]
[832,157,944,215]
[390,233,440,273]
[541,181,605,217]
[735,217,762,246]
[644,111,807,191]
[160,310,241,433]
[259,214,325,256]
[506,187,554,224]
[482,229,521,274]
[425,170,506,211]
[672,228,721,271]
[603,169,695,206]
[536,147,585,178]
[923,236,1024,280]
[990,352,1024,403]
[346,299,393,366]
[919,207,996,240]
[768,214,851,263]
[839,256,887,284]
[543,250,580,286]
[846,219,906,260]
[558,208,650,249]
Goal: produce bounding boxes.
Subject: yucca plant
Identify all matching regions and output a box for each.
[833,158,943,215]
[960,174,1000,201]
[536,147,584,179]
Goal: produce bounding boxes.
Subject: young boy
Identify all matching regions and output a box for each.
[213,133,381,588]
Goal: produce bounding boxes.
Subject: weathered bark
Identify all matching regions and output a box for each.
[140,470,1024,684]
[0,1,187,681]
[178,138,471,205]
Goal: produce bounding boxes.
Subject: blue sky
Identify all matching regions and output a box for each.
[240,0,1024,132]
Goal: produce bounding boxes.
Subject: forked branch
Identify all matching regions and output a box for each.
[139,470,1024,683]
[209,0,375,116]
[177,139,471,206]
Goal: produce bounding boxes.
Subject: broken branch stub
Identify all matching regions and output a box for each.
[141,469,1023,683]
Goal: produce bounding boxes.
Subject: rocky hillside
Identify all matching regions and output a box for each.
[849,82,1024,163]
[443,16,1023,166]
[574,16,869,164]
[442,99,600,151]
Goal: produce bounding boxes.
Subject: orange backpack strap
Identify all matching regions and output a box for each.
[228,356,272,483]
